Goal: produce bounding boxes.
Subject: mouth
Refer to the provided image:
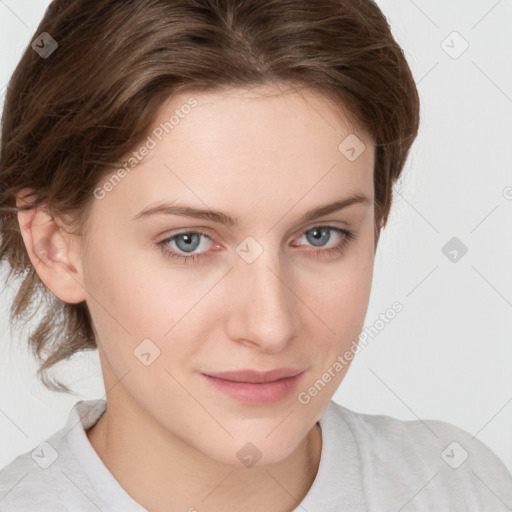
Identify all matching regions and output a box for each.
[204,367,306,383]
[201,368,307,404]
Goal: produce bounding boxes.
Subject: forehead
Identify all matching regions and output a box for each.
[164,83,372,149]
[93,85,375,225]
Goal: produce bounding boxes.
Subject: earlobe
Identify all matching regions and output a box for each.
[16,188,87,304]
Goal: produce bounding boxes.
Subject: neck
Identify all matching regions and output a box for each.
[86,397,322,512]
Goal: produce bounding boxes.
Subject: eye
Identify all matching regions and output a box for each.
[292,225,356,258]
[157,231,216,264]
[156,225,356,264]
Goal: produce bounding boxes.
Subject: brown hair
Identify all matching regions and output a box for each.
[0,0,420,393]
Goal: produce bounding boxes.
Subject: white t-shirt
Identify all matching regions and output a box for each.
[0,398,511,511]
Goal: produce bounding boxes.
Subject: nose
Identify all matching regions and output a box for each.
[225,255,299,353]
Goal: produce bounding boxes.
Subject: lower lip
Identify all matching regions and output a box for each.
[201,372,305,405]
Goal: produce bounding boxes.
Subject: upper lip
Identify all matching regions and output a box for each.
[204,368,306,383]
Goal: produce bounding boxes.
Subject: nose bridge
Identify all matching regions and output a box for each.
[227,240,298,351]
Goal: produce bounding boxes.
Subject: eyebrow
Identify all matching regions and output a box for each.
[131,192,371,227]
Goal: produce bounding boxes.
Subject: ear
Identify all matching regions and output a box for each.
[16,188,87,304]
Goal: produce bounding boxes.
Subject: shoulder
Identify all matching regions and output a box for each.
[0,424,101,511]
[325,401,512,510]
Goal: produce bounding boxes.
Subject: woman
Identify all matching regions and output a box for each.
[0,0,511,511]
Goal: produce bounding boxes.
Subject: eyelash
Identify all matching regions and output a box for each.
[157,225,356,264]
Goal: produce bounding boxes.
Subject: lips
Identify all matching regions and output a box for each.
[203,367,306,383]
[201,369,306,405]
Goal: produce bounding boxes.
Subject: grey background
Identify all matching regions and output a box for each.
[1,0,511,474]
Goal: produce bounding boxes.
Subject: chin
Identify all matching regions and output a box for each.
[207,435,301,470]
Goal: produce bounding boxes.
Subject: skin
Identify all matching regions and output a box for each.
[17,83,377,512]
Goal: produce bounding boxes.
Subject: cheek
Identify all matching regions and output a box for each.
[305,234,374,345]
[81,234,208,366]
[81,234,166,347]
[82,232,170,322]
[317,269,372,338]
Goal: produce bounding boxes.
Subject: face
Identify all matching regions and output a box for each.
[79,84,376,467]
